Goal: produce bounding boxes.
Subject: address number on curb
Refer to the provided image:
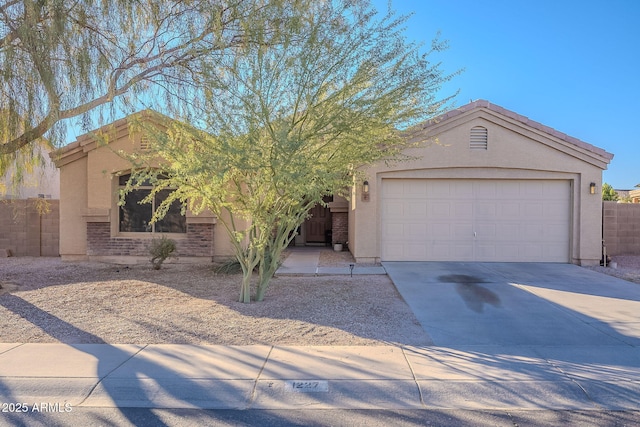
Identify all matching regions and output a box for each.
[284,380,329,393]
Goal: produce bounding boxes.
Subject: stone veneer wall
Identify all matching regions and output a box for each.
[603,201,640,256]
[0,199,60,256]
[86,222,214,258]
[331,212,348,245]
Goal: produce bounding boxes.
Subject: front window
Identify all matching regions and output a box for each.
[118,174,186,233]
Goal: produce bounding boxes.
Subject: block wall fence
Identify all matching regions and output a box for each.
[0,199,59,256]
[603,201,640,256]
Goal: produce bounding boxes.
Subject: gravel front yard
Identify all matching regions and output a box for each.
[2,253,638,346]
[0,256,431,346]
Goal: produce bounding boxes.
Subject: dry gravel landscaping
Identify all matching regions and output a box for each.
[2,252,638,347]
[0,252,431,346]
[585,255,640,285]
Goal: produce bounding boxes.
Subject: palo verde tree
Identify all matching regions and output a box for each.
[0,0,270,193]
[129,0,458,302]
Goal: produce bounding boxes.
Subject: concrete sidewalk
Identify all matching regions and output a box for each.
[1,343,639,411]
[276,247,386,275]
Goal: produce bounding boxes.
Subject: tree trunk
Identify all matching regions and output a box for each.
[256,258,278,301]
[236,244,260,303]
[255,224,299,301]
[239,268,252,303]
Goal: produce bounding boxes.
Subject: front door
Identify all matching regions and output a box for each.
[305,204,331,243]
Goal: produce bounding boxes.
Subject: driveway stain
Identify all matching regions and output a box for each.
[438,274,486,284]
[438,274,501,313]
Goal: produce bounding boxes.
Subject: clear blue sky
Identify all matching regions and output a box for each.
[372,0,640,189]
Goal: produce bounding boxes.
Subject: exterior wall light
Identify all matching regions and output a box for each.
[362,180,370,202]
[590,182,596,195]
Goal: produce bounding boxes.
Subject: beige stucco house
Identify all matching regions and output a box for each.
[50,111,347,263]
[51,112,224,262]
[52,100,613,266]
[350,100,613,265]
[628,189,640,203]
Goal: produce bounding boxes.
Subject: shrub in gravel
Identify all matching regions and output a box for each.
[213,259,243,274]
[149,236,176,270]
[212,250,284,275]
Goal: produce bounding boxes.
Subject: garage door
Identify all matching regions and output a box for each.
[381,179,570,262]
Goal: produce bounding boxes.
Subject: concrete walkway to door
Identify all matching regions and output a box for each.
[383,261,640,410]
[276,247,386,275]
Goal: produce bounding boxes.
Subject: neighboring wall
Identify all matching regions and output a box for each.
[603,201,640,256]
[2,142,60,200]
[0,199,60,256]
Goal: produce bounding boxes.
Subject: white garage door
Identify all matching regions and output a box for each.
[381,179,570,262]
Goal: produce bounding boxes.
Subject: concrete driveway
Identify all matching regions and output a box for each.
[383,262,640,347]
[384,262,640,410]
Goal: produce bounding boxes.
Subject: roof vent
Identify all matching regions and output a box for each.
[139,135,151,151]
[470,126,488,150]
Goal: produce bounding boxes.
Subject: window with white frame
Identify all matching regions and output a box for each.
[118,174,186,233]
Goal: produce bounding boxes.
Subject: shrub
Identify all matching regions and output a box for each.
[212,258,243,274]
[212,251,283,275]
[149,236,176,270]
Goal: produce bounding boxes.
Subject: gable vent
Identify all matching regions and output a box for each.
[139,135,151,151]
[470,126,488,150]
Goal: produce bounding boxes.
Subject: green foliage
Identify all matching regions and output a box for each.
[0,0,265,193]
[212,259,244,275]
[148,235,176,270]
[602,183,618,201]
[128,0,458,302]
[212,250,282,275]
[0,138,53,198]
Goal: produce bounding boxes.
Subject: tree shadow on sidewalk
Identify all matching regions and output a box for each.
[0,296,273,426]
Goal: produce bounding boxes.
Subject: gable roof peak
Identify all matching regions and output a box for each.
[423,99,613,162]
